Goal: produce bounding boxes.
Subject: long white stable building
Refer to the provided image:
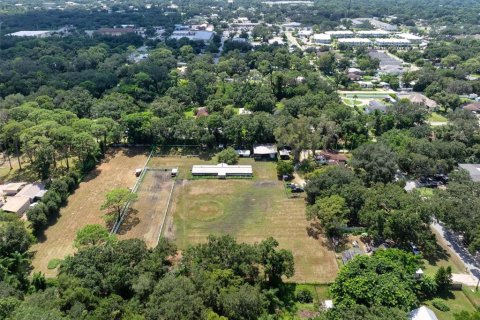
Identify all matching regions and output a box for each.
[191,163,253,178]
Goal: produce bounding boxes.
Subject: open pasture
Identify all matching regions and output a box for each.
[150,156,338,283]
[31,148,148,276]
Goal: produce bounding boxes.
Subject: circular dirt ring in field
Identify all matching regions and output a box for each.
[188,200,225,221]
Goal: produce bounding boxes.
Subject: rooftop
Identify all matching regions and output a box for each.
[7,30,52,37]
[459,164,480,182]
[253,144,278,154]
[2,196,30,214]
[409,306,439,320]
[16,183,46,200]
[192,163,253,176]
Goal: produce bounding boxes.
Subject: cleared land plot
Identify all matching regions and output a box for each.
[31,148,148,276]
[152,157,337,283]
[118,170,174,248]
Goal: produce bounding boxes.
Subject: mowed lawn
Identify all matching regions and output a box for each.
[31,148,148,276]
[151,156,338,283]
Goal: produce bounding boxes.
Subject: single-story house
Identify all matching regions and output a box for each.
[357,81,374,89]
[365,100,387,114]
[462,102,480,113]
[191,163,253,179]
[407,93,438,110]
[409,306,438,320]
[279,149,291,160]
[315,151,347,165]
[253,144,278,160]
[347,73,361,81]
[235,149,251,157]
[16,183,46,201]
[196,107,209,118]
[2,196,31,215]
[0,182,27,196]
[458,164,480,182]
[341,248,364,265]
[348,67,364,75]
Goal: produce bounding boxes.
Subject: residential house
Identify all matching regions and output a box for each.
[253,144,278,160]
[407,93,438,110]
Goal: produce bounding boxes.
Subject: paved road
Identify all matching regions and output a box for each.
[432,222,480,280]
[285,32,303,50]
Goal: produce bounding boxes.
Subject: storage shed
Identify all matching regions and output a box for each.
[191,163,253,179]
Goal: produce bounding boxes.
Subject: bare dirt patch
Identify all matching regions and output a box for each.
[118,170,174,248]
[30,148,148,276]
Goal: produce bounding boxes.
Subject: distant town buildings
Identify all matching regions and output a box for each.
[7,30,53,38]
[170,30,214,42]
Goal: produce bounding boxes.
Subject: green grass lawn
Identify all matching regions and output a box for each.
[423,226,466,277]
[424,291,476,320]
[463,287,480,308]
[428,112,448,123]
[184,108,194,118]
[417,187,434,198]
[156,157,338,283]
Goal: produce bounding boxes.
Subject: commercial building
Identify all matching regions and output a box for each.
[337,38,372,47]
[7,31,53,38]
[313,33,331,44]
[95,28,137,36]
[354,18,398,31]
[191,164,253,178]
[325,30,355,38]
[398,33,423,44]
[375,38,411,48]
[170,30,214,42]
[356,30,390,38]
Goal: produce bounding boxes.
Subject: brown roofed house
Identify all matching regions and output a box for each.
[315,150,347,166]
[462,102,480,113]
[407,93,438,110]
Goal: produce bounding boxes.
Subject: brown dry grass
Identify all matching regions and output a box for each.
[30,148,148,276]
[118,170,174,248]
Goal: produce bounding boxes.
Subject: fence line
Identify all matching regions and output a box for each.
[110,149,154,234]
[156,169,178,246]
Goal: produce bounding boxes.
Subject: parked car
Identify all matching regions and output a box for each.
[291,187,304,193]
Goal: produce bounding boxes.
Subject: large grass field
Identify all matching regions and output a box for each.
[31,148,148,276]
[149,156,338,283]
[424,290,477,320]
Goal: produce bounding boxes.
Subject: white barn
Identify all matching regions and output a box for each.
[192,164,253,179]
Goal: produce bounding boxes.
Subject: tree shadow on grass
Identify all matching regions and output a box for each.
[423,240,451,267]
[117,208,140,235]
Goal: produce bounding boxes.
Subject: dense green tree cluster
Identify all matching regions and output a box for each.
[0,232,295,320]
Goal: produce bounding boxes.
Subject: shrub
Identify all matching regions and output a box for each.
[432,299,450,312]
[26,205,48,230]
[295,288,313,303]
[277,161,294,177]
[49,179,69,201]
[217,147,239,165]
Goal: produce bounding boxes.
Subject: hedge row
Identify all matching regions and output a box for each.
[26,171,80,233]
